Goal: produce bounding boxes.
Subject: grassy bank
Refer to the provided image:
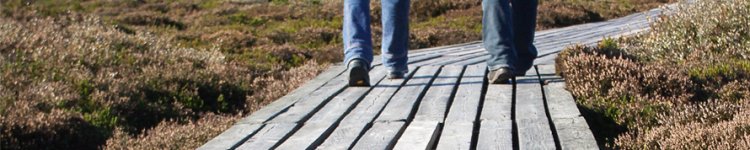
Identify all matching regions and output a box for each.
[557,0,750,149]
[1,0,670,149]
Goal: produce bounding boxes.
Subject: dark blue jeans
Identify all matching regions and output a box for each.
[482,0,539,73]
[343,0,410,73]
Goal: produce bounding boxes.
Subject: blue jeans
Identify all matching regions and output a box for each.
[482,0,539,73]
[343,0,410,73]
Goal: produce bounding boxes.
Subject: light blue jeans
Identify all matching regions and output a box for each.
[343,0,410,73]
[483,0,539,73]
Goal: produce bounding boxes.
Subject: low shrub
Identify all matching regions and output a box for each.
[557,0,750,148]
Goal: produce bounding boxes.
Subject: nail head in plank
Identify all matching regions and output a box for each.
[376,66,441,122]
[352,121,407,150]
[235,123,297,150]
[197,124,263,150]
[413,65,463,122]
[393,121,441,150]
[477,120,513,150]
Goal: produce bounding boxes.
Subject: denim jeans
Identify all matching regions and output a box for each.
[482,0,539,73]
[343,0,410,73]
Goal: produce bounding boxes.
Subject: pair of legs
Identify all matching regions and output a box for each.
[343,0,410,86]
[483,0,539,82]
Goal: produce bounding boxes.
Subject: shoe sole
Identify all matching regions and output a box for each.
[348,65,370,86]
[490,71,513,84]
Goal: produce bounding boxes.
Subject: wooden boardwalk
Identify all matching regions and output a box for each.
[199,5,674,150]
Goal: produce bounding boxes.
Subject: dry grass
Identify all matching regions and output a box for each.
[557,0,750,149]
[1,0,671,149]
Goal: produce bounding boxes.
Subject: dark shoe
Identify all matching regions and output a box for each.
[348,59,370,86]
[488,67,514,84]
[387,70,408,79]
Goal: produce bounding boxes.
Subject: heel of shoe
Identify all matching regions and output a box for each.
[348,60,370,86]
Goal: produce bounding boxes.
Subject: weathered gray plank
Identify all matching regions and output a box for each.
[317,67,416,149]
[275,68,389,149]
[452,55,489,66]
[537,65,598,150]
[376,66,440,122]
[443,64,485,123]
[436,65,486,150]
[436,122,474,150]
[315,123,369,150]
[477,120,514,150]
[197,124,263,150]
[476,68,514,149]
[235,123,297,150]
[433,52,489,66]
[393,121,441,150]
[515,68,557,149]
[352,121,407,150]
[237,65,346,125]
[413,65,463,122]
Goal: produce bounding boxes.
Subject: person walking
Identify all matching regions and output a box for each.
[344,0,411,86]
[483,0,539,84]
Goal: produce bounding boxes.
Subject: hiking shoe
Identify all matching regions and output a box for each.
[488,67,514,84]
[348,59,370,86]
[387,70,408,79]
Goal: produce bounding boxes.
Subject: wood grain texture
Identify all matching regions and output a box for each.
[235,123,297,150]
[393,121,441,150]
[477,120,513,150]
[537,65,598,150]
[275,68,390,149]
[413,65,463,122]
[443,65,485,123]
[376,66,440,122]
[197,124,263,150]
[352,121,407,150]
[317,67,417,149]
[515,68,556,149]
[435,122,474,150]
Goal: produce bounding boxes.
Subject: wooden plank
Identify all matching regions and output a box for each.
[265,66,354,124]
[436,65,486,150]
[275,68,390,149]
[435,122,474,150]
[515,68,557,149]
[480,82,513,122]
[235,123,297,150]
[477,120,514,150]
[476,67,514,149]
[452,55,489,66]
[537,65,598,149]
[315,123,369,150]
[236,65,346,124]
[413,65,463,122]
[443,65,485,123]
[317,68,416,149]
[351,121,407,150]
[433,52,489,66]
[376,66,440,122]
[197,124,263,150]
[549,117,598,150]
[393,121,441,150]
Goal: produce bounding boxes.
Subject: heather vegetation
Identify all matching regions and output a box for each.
[557,0,750,149]
[1,0,670,149]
